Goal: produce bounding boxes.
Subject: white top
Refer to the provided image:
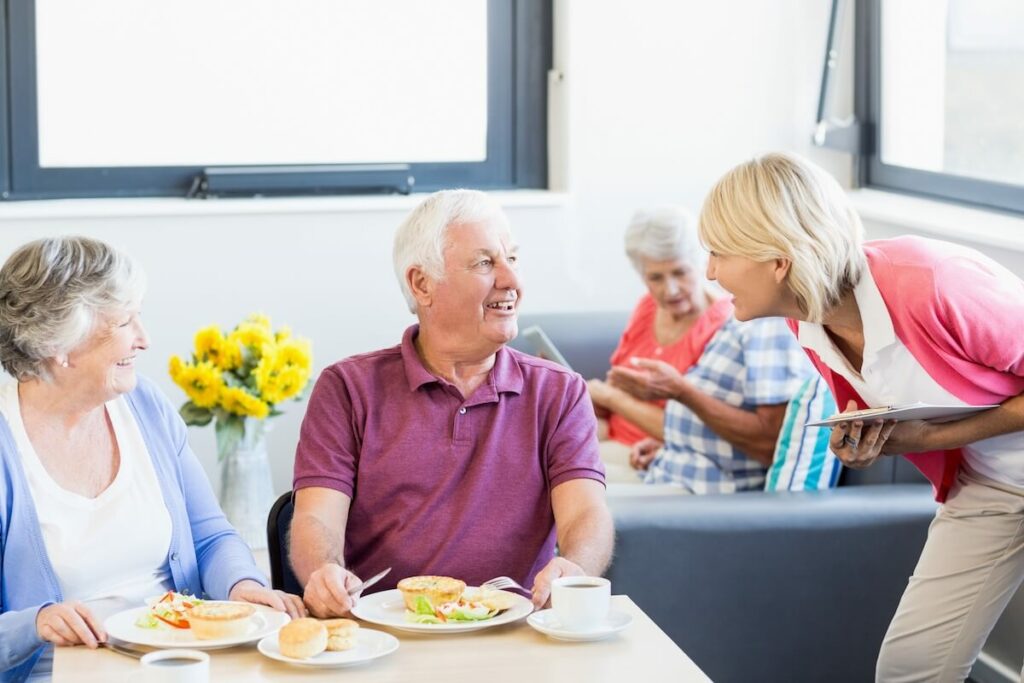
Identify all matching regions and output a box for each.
[0,383,173,608]
[796,269,1024,488]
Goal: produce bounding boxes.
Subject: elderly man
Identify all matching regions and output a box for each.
[289,189,613,617]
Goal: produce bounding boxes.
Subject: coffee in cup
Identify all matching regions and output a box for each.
[139,649,209,683]
[551,576,610,631]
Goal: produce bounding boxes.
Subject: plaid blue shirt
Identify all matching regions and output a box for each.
[644,316,812,493]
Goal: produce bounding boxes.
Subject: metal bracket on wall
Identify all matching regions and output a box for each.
[186,164,414,199]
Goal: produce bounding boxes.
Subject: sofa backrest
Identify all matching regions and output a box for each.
[509,311,630,381]
[841,454,929,486]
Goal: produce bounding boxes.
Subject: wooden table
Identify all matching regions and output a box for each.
[53,596,710,682]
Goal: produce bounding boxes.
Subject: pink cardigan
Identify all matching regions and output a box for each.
[788,236,1024,501]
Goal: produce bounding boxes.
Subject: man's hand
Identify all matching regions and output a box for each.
[228,579,307,619]
[629,437,662,471]
[530,557,586,609]
[830,400,898,469]
[607,358,684,401]
[36,602,105,648]
[303,563,362,618]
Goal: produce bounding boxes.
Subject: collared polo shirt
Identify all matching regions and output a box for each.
[293,325,605,591]
[796,266,1024,488]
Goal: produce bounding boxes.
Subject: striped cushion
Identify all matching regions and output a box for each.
[765,375,842,491]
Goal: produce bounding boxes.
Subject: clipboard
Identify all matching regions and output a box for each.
[806,402,998,427]
[519,325,572,370]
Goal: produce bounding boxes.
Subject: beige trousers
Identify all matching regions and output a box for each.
[876,466,1024,683]
[598,439,643,484]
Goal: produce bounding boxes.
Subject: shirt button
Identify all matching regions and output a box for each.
[458,407,467,415]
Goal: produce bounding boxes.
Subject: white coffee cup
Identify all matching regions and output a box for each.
[139,649,210,683]
[550,576,611,631]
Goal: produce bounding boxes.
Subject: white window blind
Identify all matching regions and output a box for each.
[35,0,488,168]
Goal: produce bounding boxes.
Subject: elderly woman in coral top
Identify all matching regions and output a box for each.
[699,152,1024,682]
[587,210,732,458]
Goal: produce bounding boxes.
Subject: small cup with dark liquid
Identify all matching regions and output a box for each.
[550,576,611,631]
[139,649,209,683]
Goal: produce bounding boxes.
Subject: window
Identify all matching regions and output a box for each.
[0,0,551,200]
[856,0,1024,214]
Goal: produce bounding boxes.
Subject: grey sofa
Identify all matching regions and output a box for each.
[512,311,938,683]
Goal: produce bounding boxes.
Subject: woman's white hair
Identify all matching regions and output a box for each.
[623,207,705,275]
[392,189,510,313]
[698,152,866,323]
[0,236,146,381]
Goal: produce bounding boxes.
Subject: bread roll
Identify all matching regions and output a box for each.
[278,618,328,659]
[321,618,360,651]
[396,576,466,611]
[187,601,256,640]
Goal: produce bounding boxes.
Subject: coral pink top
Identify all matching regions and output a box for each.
[608,294,733,445]
[788,236,1024,501]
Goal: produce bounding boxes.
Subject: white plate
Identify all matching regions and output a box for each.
[257,628,399,668]
[527,608,632,641]
[104,604,290,649]
[351,588,533,633]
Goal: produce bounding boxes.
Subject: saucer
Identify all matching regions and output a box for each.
[526,609,632,641]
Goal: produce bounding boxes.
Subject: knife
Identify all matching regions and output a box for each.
[347,567,392,597]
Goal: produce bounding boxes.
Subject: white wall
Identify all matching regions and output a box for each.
[0,0,848,496]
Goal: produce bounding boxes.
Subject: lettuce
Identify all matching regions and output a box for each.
[134,613,160,629]
[444,605,498,622]
[414,596,435,615]
[405,612,444,624]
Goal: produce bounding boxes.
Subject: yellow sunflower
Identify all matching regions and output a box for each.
[193,325,242,371]
[219,386,270,419]
[169,358,223,409]
[228,322,274,353]
[254,339,312,404]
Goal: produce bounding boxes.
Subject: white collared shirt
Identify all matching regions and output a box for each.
[796,269,1024,488]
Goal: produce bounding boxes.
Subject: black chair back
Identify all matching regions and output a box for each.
[266,491,302,594]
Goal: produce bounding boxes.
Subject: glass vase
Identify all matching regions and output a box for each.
[217,418,274,550]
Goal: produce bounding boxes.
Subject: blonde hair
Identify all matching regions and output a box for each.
[698,152,865,322]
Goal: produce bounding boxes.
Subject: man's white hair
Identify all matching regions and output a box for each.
[392,189,510,313]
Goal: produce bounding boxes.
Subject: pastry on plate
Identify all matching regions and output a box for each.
[396,576,466,611]
[187,601,255,640]
[322,618,360,651]
[278,618,328,659]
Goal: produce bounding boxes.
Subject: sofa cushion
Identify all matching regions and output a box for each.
[765,375,842,491]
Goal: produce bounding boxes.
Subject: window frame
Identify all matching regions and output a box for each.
[856,0,1024,215]
[1,0,551,200]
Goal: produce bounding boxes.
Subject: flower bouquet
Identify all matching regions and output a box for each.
[169,313,313,458]
[169,313,312,548]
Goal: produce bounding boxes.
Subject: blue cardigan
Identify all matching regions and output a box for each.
[0,377,267,682]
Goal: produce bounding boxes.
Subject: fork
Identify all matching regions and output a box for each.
[481,576,530,594]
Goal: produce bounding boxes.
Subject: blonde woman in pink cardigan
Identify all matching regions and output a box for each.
[697,152,1024,683]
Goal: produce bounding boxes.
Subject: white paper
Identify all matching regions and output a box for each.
[806,403,998,427]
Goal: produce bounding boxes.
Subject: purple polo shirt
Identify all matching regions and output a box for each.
[293,325,605,592]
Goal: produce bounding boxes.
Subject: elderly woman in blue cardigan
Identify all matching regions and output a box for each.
[0,237,304,682]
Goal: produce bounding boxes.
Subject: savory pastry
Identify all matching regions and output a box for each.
[322,618,360,651]
[187,601,256,640]
[396,575,466,611]
[278,618,328,659]
[465,588,518,612]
